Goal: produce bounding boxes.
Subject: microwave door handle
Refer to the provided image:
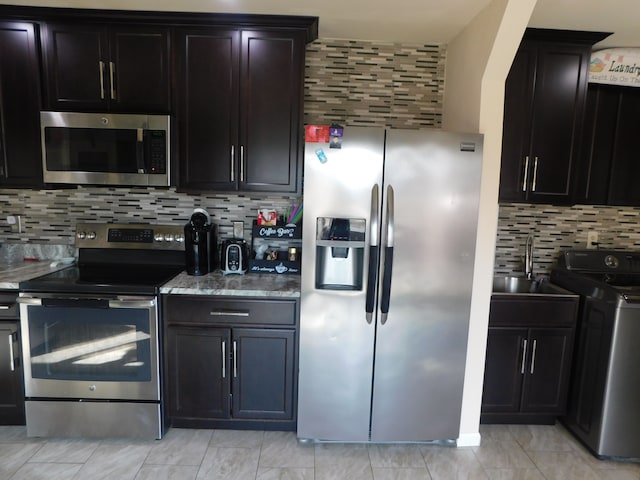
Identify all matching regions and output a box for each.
[99,61,106,99]
[136,129,145,173]
[365,184,380,324]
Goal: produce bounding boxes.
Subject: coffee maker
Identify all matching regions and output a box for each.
[185,208,217,276]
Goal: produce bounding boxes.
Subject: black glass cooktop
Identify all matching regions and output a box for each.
[20,264,184,295]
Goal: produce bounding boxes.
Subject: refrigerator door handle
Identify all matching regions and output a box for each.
[380,185,394,325]
[365,184,380,323]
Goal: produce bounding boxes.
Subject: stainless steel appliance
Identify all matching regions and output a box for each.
[221,239,249,275]
[551,249,640,459]
[298,127,483,442]
[184,208,218,276]
[40,111,171,186]
[18,223,185,439]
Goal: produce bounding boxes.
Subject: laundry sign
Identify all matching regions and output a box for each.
[589,48,640,87]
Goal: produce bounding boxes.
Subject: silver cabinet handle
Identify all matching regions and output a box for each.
[230,146,235,182]
[233,340,238,378]
[520,338,528,374]
[240,146,244,182]
[210,310,249,317]
[109,61,116,100]
[221,340,226,378]
[8,334,14,372]
[99,61,106,99]
[522,156,529,192]
[532,157,539,192]
[530,339,537,374]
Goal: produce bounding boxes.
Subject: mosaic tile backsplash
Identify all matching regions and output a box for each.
[304,40,446,128]
[495,203,640,276]
[0,187,298,245]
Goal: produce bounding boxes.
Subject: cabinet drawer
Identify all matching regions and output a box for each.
[489,296,578,327]
[164,295,296,326]
[0,293,18,318]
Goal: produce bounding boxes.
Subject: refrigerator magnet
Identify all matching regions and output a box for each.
[315,148,328,163]
[329,124,343,149]
[305,125,330,143]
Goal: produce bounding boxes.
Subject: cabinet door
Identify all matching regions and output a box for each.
[499,39,590,204]
[166,326,231,420]
[42,23,109,110]
[175,28,239,191]
[232,328,295,420]
[108,27,171,113]
[481,328,528,413]
[0,21,43,188]
[0,322,24,425]
[521,328,574,413]
[606,86,640,205]
[239,30,304,193]
[499,45,537,202]
[526,44,589,203]
[574,83,618,205]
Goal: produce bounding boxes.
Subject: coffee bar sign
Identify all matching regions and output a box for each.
[589,48,640,87]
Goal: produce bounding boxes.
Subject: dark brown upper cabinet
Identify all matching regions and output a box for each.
[0,21,44,188]
[175,27,306,194]
[41,23,171,113]
[576,84,640,206]
[499,29,610,204]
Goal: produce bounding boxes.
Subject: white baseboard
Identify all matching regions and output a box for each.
[456,432,481,447]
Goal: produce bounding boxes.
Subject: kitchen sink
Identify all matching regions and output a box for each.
[493,275,574,295]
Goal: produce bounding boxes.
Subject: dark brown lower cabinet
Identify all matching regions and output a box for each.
[481,294,578,424]
[0,321,24,425]
[164,295,297,431]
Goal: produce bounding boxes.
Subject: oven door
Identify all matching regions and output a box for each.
[18,293,160,401]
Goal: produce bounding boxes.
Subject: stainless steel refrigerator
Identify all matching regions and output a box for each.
[297,127,483,442]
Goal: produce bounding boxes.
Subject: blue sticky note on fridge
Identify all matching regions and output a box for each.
[315,148,328,163]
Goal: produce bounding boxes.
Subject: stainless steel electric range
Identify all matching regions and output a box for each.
[551,249,640,460]
[18,223,185,439]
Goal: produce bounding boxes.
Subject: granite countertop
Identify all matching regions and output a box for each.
[0,260,75,290]
[161,270,300,298]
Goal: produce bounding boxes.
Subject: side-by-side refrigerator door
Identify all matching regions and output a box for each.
[297,127,385,441]
[370,129,483,442]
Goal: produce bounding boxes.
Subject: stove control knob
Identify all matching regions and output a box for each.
[175,234,185,243]
[164,233,175,242]
[154,233,164,242]
[86,231,96,240]
[89,385,96,391]
[77,231,86,240]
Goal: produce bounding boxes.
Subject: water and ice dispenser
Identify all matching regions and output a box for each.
[315,217,365,290]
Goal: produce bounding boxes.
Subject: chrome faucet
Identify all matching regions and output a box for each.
[525,234,534,279]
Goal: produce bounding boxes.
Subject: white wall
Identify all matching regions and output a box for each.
[443,0,537,446]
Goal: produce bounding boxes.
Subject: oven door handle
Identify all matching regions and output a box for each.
[17,296,155,309]
[109,298,156,309]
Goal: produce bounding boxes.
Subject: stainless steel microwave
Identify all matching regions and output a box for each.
[40,111,171,187]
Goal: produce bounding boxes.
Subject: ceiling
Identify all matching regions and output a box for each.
[1,0,637,48]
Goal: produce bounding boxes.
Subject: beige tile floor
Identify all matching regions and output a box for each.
[0,423,639,479]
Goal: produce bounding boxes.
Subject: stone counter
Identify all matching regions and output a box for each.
[160,270,300,298]
[0,261,75,290]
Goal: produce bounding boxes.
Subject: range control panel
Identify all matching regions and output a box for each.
[75,223,185,250]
